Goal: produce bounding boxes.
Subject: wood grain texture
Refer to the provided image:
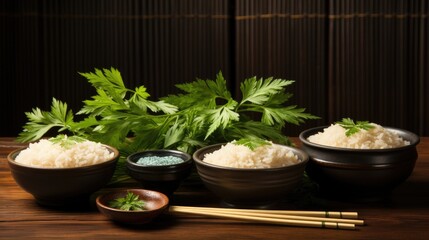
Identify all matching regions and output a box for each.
[1,137,428,239]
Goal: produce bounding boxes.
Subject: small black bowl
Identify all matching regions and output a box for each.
[193,143,309,208]
[299,126,420,201]
[126,150,193,196]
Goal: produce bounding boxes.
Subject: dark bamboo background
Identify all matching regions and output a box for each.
[0,0,428,137]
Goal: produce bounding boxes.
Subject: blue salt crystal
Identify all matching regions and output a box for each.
[136,155,184,166]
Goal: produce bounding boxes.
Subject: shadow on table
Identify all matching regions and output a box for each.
[388,179,429,209]
[110,213,179,230]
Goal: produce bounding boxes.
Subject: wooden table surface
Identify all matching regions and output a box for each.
[1,137,428,239]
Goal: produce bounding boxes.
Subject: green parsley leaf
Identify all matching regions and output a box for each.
[239,77,294,105]
[260,105,319,127]
[108,192,145,211]
[234,138,270,150]
[168,72,232,110]
[49,134,86,148]
[78,68,177,116]
[79,68,127,104]
[17,98,76,142]
[163,117,185,148]
[336,118,375,137]
[205,102,240,139]
[227,121,293,146]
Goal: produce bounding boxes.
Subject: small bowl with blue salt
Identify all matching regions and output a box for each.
[126,149,193,196]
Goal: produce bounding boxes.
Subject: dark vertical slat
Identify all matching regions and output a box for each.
[0,0,427,137]
[327,0,334,122]
[327,0,426,134]
[418,0,426,135]
[0,1,19,135]
[234,0,326,135]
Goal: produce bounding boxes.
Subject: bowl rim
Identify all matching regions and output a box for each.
[95,188,169,213]
[299,126,420,152]
[126,149,193,169]
[192,142,309,171]
[7,144,119,170]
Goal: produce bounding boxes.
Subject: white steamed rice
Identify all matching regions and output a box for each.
[15,139,114,168]
[307,123,410,149]
[203,142,300,168]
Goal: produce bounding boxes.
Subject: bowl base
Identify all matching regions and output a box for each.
[316,188,392,203]
[34,194,91,208]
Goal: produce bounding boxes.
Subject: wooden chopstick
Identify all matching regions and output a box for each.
[188,208,364,226]
[172,205,359,219]
[169,206,359,230]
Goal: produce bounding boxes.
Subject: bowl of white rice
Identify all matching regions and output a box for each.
[299,123,420,201]
[193,142,308,207]
[7,137,119,207]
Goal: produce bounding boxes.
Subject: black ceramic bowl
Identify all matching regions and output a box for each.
[126,149,193,196]
[7,145,119,207]
[299,126,420,200]
[96,188,169,224]
[193,143,309,208]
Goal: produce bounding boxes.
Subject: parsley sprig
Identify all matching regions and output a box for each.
[17,98,75,142]
[336,118,375,137]
[162,72,319,151]
[49,134,86,149]
[108,192,145,211]
[234,138,270,150]
[17,68,319,183]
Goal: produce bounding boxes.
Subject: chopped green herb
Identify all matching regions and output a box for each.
[108,192,145,211]
[49,134,86,149]
[336,118,375,137]
[234,138,270,150]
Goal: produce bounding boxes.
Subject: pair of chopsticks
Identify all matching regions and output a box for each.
[169,206,364,230]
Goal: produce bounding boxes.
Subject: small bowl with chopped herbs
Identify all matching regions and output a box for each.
[96,189,169,224]
[299,118,420,201]
[126,149,193,196]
